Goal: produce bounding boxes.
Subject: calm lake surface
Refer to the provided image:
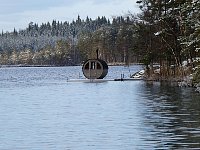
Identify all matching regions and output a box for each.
[0,65,200,150]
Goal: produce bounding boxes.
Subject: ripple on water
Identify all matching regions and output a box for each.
[0,66,200,149]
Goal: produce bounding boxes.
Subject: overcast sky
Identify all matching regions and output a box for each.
[0,0,140,32]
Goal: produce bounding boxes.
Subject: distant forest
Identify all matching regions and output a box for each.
[0,0,199,71]
[0,15,137,66]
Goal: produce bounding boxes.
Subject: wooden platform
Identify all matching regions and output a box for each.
[67,78,143,83]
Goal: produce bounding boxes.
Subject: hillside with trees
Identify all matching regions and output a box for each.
[0,15,139,66]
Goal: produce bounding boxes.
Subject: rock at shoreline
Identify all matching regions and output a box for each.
[130,70,145,79]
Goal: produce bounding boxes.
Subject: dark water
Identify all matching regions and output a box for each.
[0,66,200,150]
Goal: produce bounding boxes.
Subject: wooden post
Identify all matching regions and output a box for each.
[96,48,99,59]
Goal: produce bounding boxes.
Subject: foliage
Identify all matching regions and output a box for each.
[135,0,200,79]
[0,16,140,66]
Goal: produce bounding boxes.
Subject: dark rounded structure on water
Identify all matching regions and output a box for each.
[82,59,108,79]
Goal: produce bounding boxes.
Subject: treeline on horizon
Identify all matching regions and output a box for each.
[0,0,199,76]
[0,15,138,66]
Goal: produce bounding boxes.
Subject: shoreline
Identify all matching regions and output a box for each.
[130,68,200,92]
[0,64,57,68]
[1,64,199,92]
[0,63,144,68]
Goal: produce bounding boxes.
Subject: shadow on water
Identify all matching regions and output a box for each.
[140,81,200,149]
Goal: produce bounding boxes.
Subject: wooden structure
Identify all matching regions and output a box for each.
[82,59,108,79]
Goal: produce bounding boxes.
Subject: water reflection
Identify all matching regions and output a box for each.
[140,82,200,149]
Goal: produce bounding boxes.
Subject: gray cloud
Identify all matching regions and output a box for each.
[0,0,68,14]
[0,0,140,31]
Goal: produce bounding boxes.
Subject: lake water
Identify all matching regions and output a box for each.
[0,65,200,150]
